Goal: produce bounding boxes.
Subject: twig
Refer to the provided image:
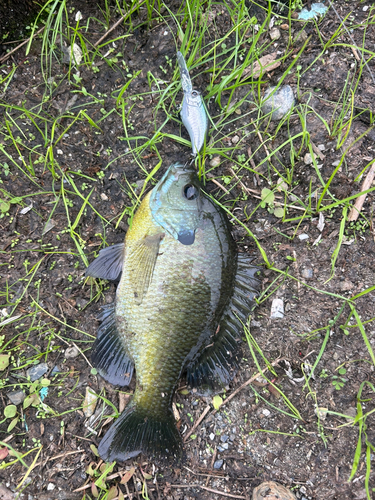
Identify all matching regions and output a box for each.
[206,173,231,195]
[94,1,142,47]
[250,119,271,159]
[184,405,211,441]
[310,141,325,161]
[0,26,45,64]
[212,357,284,415]
[170,484,246,499]
[348,162,375,221]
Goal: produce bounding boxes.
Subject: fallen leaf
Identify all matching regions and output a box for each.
[242,52,281,80]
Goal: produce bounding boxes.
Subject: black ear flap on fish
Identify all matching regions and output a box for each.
[91,304,134,386]
[186,254,260,394]
[98,403,183,463]
[85,243,125,281]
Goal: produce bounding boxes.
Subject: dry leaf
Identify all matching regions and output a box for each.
[242,52,281,80]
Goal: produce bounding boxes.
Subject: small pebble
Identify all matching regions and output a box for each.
[269,27,281,40]
[332,160,340,167]
[344,407,357,421]
[209,156,221,168]
[47,483,55,491]
[51,365,60,376]
[262,409,271,417]
[65,346,80,359]
[301,268,314,279]
[339,280,353,291]
[315,407,328,421]
[209,433,215,441]
[318,144,326,151]
[7,390,26,405]
[214,459,224,469]
[270,298,284,319]
[298,233,309,241]
[294,29,308,45]
[230,434,236,442]
[27,363,48,382]
[262,85,294,121]
[100,193,108,201]
[218,443,229,451]
[231,135,240,144]
[303,153,314,165]
[220,434,229,443]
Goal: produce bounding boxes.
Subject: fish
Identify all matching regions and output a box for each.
[177,51,209,155]
[85,162,259,462]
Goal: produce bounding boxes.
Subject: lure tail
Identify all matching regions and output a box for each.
[98,403,183,462]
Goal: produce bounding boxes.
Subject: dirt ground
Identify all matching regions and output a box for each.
[0,1,375,499]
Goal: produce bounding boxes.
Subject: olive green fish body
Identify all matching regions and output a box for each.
[86,163,259,462]
[117,190,236,419]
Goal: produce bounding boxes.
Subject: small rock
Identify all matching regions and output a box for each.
[262,85,294,121]
[209,433,215,441]
[218,443,229,451]
[252,481,297,500]
[47,483,55,491]
[301,268,314,279]
[280,24,289,30]
[62,43,82,65]
[270,298,284,319]
[262,409,271,417]
[27,363,48,382]
[251,320,262,327]
[340,280,354,291]
[83,387,98,417]
[100,193,108,201]
[220,434,229,443]
[209,156,221,168]
[51,365,61,376]
[7,390,26,405]
[332,160,340,167]
[318,144,326,151]
[344,407,357,422]
[229,433,236,442]
[294,29,308,45]
[315,407,328,421]
[269,27,281,40]
[303,153,316,165]
[232,135,240,144]
[298,233,309,241]
[65,346,80,359]
[213,459,224,469]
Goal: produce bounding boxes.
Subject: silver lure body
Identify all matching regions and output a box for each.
[177,51,209,155]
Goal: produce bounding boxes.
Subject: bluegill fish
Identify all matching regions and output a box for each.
[177,51,209,155]
[86,163,259,462]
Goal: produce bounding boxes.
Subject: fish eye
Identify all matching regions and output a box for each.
[191,90,199,97]
[183,184,199,200]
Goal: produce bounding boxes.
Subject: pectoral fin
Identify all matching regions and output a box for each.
[86,243,125,281]
[129,233,165,305]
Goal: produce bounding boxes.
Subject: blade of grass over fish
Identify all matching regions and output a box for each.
[207,193,271,267]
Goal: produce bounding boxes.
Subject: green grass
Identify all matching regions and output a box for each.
[1,0,375,498]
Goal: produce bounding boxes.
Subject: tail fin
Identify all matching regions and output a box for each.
[98,403,182,463]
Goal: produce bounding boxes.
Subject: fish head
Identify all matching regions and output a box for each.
[185,89,204,108]
[149,163,203,245]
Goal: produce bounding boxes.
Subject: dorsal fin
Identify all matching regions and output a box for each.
[186,253,260,395]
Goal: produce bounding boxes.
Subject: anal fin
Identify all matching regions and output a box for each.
[92,303,134,386]
[186,253,260,395]
[86,243,124,281]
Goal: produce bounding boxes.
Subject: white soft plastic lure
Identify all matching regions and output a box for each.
[177,51,209,155]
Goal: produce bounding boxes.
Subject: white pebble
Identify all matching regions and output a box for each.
[270,298,284,319]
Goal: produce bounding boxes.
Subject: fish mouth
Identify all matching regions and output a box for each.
[171,161,195,175]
